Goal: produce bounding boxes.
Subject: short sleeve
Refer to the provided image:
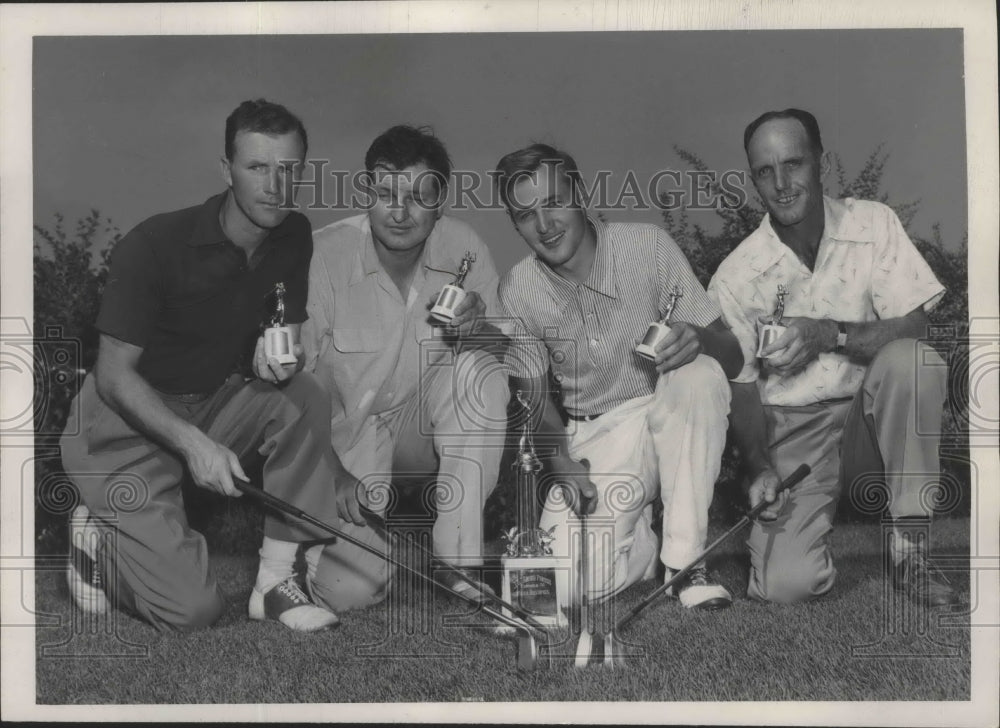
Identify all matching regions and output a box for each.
[870,206,945,319]
[302,238,334,374]
[655,228,722,327]
[95,223,163,347]
[707,273,761,384]
[497,274,549,379]
[282,214,313,324]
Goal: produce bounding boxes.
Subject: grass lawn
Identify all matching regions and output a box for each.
[35,517,970,704]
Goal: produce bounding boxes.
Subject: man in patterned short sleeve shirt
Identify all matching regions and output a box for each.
[708,108,960,606]
[495,144,744,609]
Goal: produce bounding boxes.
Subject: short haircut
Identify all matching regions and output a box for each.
[494,143,582,212]
[743,108,823,157]
[224,99,308,160]
[364,125,453,192]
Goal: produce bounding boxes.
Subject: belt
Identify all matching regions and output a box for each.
[566,411,603,422]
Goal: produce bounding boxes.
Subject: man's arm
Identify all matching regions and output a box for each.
[729,380,786,520]
[512,373,597,516]
[651,317,744,378]
[94,333,248,497]
[761,307,930,374]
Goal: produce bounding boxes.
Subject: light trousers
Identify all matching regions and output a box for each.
[539,355,731,600]
[308,348,509,612]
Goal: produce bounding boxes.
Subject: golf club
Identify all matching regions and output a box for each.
[614,463,811,632]
[233,478,552,670]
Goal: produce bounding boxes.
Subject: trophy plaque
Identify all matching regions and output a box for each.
[500,392,570,629]
[429,251,475,323]
[263,282,298,366]
[757,284,788,358]
[635,286,682,361]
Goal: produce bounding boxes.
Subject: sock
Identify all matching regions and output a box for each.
[890,517,929,564]
[255,537,299,592]
[305,543,324,587]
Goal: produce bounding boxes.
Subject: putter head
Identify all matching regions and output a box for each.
[603,632,626,668]
[574,629,594,668]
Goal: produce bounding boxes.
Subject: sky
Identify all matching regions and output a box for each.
[32,30,967,274]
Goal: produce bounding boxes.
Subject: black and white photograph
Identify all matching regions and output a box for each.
[1,1,997,724]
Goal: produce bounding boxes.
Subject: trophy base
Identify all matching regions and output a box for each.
[500,555,570,629]
[430,285,466,323]
[264,326,298,365]
[757,324,787,358]
[635,322,670,361]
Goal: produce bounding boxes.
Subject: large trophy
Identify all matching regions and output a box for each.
[500,391,570,628]
[429,251,475,323]
[263,282,297,366]
[635,286,682,361]
[757,284,788,358]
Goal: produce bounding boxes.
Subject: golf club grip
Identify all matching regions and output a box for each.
[614,463,810,631]
[745,463,811,520]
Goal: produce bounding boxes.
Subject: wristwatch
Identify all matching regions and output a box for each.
[835,321,848,353]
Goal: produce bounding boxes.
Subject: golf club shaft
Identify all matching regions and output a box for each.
[359,505,550,634]
[614,463,810,631]
[233,479,543,639]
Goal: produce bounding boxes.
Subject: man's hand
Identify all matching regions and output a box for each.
[253,335,303,383]
[650,321,702,374]
[760,316,837,374]
[746,468,788,521]
[336,473,370,526]
[551,457,598,517]
[182,431,248,498]
[428,290,486,339]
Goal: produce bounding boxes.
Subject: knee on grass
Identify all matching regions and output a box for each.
[748,556,836,605]
[154,587,226,632]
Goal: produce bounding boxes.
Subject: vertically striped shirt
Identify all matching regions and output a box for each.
[498,219,721,417]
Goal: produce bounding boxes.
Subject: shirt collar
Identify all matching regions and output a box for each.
[188,191,300,249]
[354,214,464,285]
[532,216,617,300]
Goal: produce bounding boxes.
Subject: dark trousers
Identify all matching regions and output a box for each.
[60,372,339,631]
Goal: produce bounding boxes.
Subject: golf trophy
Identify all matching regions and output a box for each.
[635,286,682,361]
[263,282,297,366]
[500,391,570,629]
[429,251,475,323]
[757,284,788,358]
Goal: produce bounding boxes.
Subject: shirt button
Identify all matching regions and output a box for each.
[590,338,598,345]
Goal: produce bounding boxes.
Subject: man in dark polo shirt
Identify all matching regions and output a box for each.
[60,99,344,632]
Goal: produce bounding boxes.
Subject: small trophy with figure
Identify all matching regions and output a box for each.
[757,284,788,358]
[429,251,475,323]
[263,282,298,366]
[501,391,570,629]
[635,286,682,361]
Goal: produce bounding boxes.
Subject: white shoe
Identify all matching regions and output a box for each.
[66,505,111,615]
[665,566,732,610]
[249,577,340,632]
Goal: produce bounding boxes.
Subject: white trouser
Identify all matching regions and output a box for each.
[539,355,731,600]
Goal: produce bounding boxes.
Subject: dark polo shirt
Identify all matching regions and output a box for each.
[97,193,312,394]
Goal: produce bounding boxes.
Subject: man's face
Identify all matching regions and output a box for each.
[367,163,445,254]
[508,164,590,274]
[746,117,829,231]
[222,130,305,231]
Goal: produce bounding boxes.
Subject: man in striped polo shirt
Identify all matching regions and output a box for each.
[494,144,744,609]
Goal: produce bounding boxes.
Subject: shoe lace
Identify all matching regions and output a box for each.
[276,578,309,605]
[685,567,711,587]
[908,552,953,586]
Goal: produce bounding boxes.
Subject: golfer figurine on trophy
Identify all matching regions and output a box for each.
[429,251,475,323]
[263,282,298,366]
[501,391,570,629]
[635,285,682,361]
[757,284,788,358]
